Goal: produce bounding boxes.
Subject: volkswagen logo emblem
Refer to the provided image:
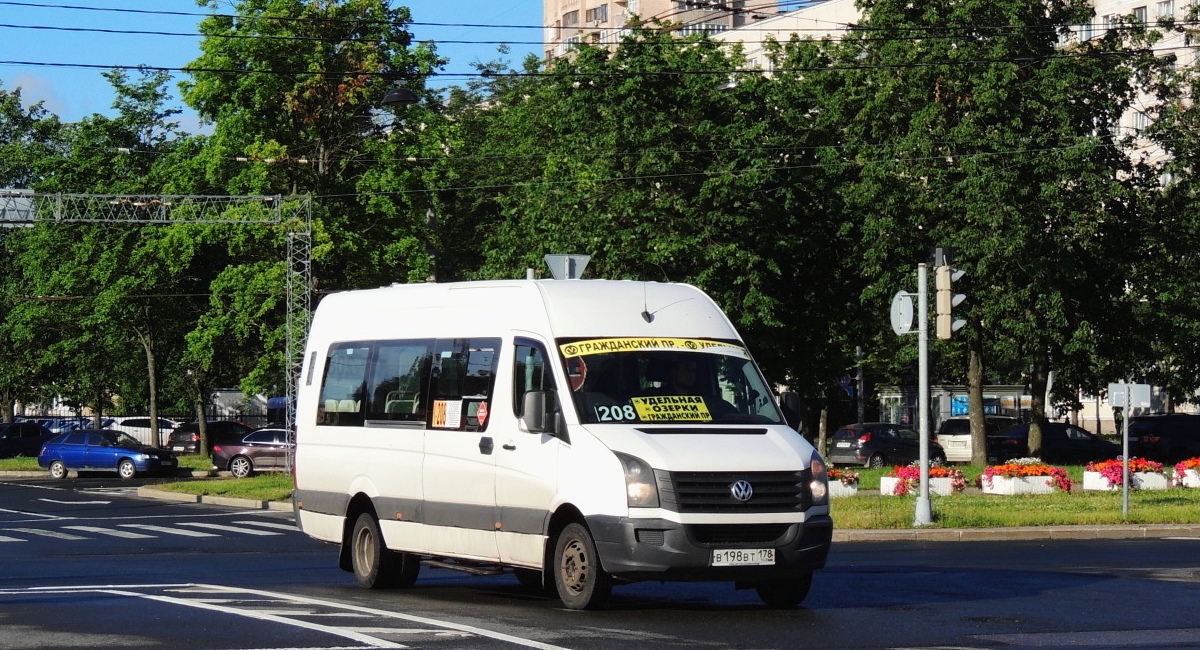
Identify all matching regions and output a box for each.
[730,479,754,502]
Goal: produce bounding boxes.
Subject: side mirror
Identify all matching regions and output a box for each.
[521,391,548,433]
[779,391,803,433]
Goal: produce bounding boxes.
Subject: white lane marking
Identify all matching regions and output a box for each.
[95,588,409,649]
[39,499,112,505]
[0,534,26,542]
[0,507,67,520]
[233,520,299,531]
[2,583,573,650]
[347,628,473,637]
[2,528,89,540]
[194,584,573,650]
[63,525,155,539]
[118,524,219,537]
[176,522,283,536]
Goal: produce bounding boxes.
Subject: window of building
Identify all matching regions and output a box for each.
[1157,0,1174,19]
[1134,6,1148,23]
[677,23,728,36]
[563,10,579,28]
[1078,20,1093,42]
[1133,110,1151,133]
[585,4,608,23]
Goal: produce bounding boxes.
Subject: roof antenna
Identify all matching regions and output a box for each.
[641,282,653,322]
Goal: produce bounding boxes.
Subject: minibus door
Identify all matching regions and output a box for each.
[495,338,563,567]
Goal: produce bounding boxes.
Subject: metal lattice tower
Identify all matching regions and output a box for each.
[0,191,312,431]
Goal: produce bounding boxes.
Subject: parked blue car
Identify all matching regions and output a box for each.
[37,429,179,479]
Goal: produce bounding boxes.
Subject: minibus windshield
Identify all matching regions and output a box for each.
[557,337,785,425]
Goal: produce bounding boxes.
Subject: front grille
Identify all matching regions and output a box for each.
[658,470,810,513]
[688,524,791,546]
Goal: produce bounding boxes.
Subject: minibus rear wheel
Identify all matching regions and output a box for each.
[351,512,399,589]
[553,523,612,610]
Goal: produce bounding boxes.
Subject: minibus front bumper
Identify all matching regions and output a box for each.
[585,514,833,582]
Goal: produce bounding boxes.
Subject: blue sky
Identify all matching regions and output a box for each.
[0,1,542,131]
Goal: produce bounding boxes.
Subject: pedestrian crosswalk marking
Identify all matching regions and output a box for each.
[176,522,282,536]
[0,519,298,542]
[232,520,297,531]
[3,527,89,540]
[63,526,155,539]
[119,524,219,537]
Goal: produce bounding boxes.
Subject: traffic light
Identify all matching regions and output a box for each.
[935,264,966,340]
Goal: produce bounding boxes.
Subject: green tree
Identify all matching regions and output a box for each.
[823,0,1154,457]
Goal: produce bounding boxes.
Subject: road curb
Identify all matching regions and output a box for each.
[136,486,293,511]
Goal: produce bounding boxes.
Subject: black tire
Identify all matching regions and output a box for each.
[867,454,886,469]
[117,458,137,480]
[49,460,67,480]
[931,452,946,467]
[395,551,421,588]
[755,573,813,608]
[351,513,398,589]
[553,522,612,610]
[514,568,556,595]
[230,455,254,478]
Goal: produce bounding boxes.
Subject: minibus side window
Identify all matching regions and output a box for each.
[513,339,557,417]
[429,338,501,431]
[365,339,433,423]
[317,343,370,426]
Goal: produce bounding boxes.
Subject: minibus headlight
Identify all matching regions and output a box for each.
[809,454,829,506]
[616,453,659,508]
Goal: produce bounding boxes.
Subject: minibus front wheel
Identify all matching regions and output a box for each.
[553,522,612,610]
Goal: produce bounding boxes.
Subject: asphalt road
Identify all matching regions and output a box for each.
[2,475,1200,649]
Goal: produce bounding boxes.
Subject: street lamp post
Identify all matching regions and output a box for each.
[381,84,437,282]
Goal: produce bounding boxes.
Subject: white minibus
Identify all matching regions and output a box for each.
[292,279,832,609]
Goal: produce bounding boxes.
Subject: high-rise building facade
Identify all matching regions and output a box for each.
[542,1,784,59]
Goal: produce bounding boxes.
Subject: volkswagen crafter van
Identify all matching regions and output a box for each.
[292,279,832,609]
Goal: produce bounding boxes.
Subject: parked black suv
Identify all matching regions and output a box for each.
[988,422,1119,465]
[166,420,254,454]
[1127,414,1200,464]
[0,421,56,458]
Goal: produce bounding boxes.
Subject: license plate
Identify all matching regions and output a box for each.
[711,548,775,567]
[836,441,851,448]
[171,446,185,452]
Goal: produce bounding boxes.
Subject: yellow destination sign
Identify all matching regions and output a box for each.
[560,338,746,358]
[631,395,712,422]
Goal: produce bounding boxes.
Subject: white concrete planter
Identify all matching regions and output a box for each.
[879,476,954,496]
[1083,470,1171,491]
[829,481,859,498]
[1178,468,1200,488]
[981,474,1056,495]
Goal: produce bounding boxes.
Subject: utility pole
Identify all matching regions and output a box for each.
[915,263,933,526]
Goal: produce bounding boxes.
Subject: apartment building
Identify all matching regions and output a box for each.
[543,0,784,59]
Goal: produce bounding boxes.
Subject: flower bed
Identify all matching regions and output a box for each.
[1083,458,1169,491]
[977,461,1072,493]
[880,465,966,496]
[828,468,859,497]
[1175,458,1200,488]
